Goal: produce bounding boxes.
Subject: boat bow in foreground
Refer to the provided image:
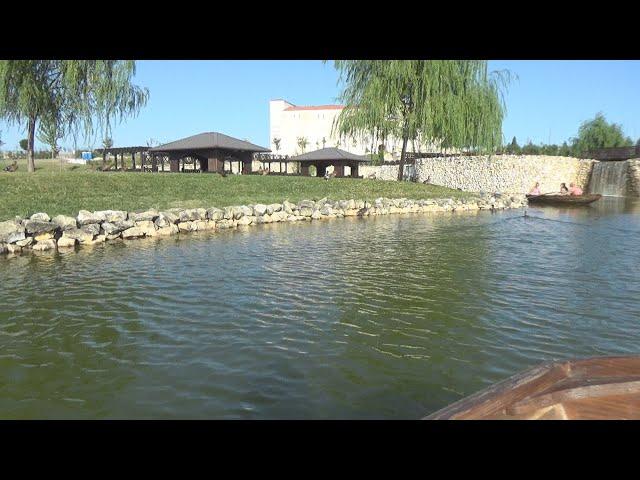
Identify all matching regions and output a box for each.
[426,355,640,419]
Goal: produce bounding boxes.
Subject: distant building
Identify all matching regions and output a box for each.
[270,99,405,159]
[269,99,445,159]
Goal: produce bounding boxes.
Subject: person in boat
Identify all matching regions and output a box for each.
[568,183,583,196]
[559,183,569,195]
[529,182,541,196]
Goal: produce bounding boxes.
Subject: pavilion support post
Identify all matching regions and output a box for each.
[243,152,253,175]
[300,164,310,176]
[352,163,359,178]
[152,155,158,172]
[132,152,136,170]
[170,157,180,173]
[334,164,345,178]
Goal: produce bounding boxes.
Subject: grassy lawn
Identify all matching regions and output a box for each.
[0,158,473,219]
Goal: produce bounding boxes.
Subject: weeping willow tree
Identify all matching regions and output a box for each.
[37,115,64,160]
[0,60,148,172]
[331,60,512,180]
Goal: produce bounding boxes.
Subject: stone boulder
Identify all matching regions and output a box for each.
[96,210,128,223]
[194,220,215,231]
[122,226,147,239]
[156,212,179,227]
[216,219,235,229]
[253,204,268,216]
[84,235,107,245]
[62,228,95,244]
[156,224,179,236]
[271,211,288,222]
[30,212,51,222]
[77,210,106,225]
[57,236,77,248]
[0,220,26,244]
[51,215,78,231]
[24,220,58,236]
[128,210,159,222]
[32,239,57,251]
[81,223,101,237]
[177,221,196,232]
[6,244,21,254]
[134,220,157,236]
[15,237,33,247]
[101,220,134,236]
[222,207,235,220]
[179,208,205,222]
[299,207,313,217]
[237,215,254,226]
[207,208,224,221]
[282,200,296,215]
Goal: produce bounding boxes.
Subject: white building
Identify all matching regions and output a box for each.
[269,99,449,159]
[269,99,409,159]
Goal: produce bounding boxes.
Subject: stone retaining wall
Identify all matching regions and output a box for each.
[628,159,640,197]
[0,194,528,257]
[361,155,596,194]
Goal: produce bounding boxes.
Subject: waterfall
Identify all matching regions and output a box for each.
[589,161,629,197]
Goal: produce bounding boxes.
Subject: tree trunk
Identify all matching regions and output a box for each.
[27,115,37,173]
[397,134,409,181]
[103,149,107,170]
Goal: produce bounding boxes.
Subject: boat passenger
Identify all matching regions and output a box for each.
[529,182,541,196]
[559,183,569,195]
[568,183,583,196]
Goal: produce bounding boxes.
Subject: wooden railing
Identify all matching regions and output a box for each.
[586,146,640,161]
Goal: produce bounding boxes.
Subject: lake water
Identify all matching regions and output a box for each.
[1,198,639,419]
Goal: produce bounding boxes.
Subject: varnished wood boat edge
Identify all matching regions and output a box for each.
[424,355,640,420]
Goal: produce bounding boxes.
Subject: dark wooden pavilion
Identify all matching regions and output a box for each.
[101,146,149,170]
[148,132,270,174]
[289,147,370,178]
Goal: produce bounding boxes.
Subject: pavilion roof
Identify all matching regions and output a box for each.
[288,147,371,162]
[149,132,270,153]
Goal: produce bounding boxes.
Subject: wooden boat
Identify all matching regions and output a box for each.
[526,193,602,206]
[425,355,640,419]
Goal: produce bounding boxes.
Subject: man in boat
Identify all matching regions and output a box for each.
[568,183,583,196]
[529,182,541,196]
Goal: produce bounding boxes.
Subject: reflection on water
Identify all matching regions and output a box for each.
[1,197,639,418]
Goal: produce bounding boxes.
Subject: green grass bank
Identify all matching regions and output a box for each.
[0,159,473,219]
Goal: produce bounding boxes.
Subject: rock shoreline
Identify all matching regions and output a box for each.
[0,193,528,257]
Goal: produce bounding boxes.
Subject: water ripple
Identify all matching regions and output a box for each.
[0,197,639,418]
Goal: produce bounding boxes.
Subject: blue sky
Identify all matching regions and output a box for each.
[1,60,639,151]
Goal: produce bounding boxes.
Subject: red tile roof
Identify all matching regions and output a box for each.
[284,104,344,111]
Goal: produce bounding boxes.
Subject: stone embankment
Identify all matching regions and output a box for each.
[0,194,528,257]
[360,155,596,194]
[628,159,640,196]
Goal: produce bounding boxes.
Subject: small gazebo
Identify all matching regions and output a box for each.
[289,147,370,178]
[149,132,270,174]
